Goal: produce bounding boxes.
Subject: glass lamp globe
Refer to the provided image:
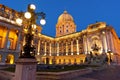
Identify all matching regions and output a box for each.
[16,18,22,24]
[24,12,31,19]
[40,19,46,25]
[30,4,36,10]
[32,24,37,29]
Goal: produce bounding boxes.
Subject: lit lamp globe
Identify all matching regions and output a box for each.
[24,12,31,19]
[32,24,37,29]
[16,18,22,25]
[40,19,46,25]
[29,4,36,10]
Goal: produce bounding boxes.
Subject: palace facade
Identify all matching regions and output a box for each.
[0,4,120,65]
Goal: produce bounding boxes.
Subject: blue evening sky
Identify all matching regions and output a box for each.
[0,0,120,37]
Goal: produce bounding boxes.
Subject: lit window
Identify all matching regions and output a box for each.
[64,59,65,63]
[74,59,76,63]
[6,54,14,64]
[60,30,62,33]
[0,37,2,48]
[59,59,61,63]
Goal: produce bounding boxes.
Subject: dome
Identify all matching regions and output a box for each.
[58,11,73,22]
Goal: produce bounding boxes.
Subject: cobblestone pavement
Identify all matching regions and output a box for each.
[76,65,120,80]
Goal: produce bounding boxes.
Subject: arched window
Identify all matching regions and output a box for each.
[6,54,14,64]
[59,59,61,64]
[66,30,68,33]
[60,30,62,34]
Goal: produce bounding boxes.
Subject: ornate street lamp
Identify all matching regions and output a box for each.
[16,4,46,58]
[15,4,46,80]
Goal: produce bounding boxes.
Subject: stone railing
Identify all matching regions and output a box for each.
[0,4,24,26]
[0,70,14,80]
[0,4,21,21]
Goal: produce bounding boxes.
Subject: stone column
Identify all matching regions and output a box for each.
[106,32,110,51]
[76,39,79,55]
[23,36,26,46]
[4,28,10,50]
[16,31,21,51]
[49,43,51,56]
[31,39,34,45]
[57,42,59,56]
[44,42,46,56]
[37,40,40,55]
[66,42,68,55]
[109,31,114,51]
[71,41,73,55]
[102,31,108,53]
[36,39,41,64]
[86,37,90,54]
[83,35,87,54]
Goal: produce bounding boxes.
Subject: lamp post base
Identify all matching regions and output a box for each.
[15,58,37,80]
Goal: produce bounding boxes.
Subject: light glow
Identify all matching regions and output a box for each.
[16,18,22,25]
[77,52,79,55]
[57,54,59,56]
[32,31,35,34]
[40,19,46,25]
[37,53,40,55]
[24,12,31,19]
[30,4,36,10]
[44,54,46,56]
[32,24,37,29]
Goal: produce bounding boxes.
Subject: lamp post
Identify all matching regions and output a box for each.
[16,4,46,58]
[15,4,46,80]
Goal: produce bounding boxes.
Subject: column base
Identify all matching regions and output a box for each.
[15,58,37,80]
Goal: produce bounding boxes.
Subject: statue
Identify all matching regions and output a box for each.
[85,43,108,65]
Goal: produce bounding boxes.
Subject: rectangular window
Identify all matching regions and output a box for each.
[7,38,13,49]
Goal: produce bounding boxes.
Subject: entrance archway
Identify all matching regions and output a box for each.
[46,57,49,64]
[6,54,14,64]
